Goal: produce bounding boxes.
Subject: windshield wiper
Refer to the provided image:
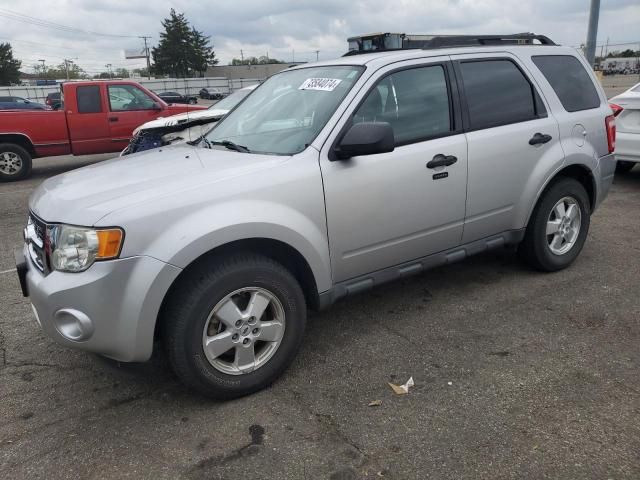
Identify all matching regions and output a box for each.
[206,139,251,153]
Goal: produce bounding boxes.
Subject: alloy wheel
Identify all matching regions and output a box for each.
[546,196,582,255]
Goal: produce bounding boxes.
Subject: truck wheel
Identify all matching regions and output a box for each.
[161,253,307,399]
[518,177,590,272]
[615,160,635,174]
[0,143,32,182]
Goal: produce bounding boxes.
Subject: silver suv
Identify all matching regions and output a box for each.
[16,35,617,399]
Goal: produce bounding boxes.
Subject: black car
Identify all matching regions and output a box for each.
[156,91,198,105]
[45,92,62,110]
[199,87,224,100]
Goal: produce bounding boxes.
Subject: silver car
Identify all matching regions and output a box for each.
[16,34,617,399]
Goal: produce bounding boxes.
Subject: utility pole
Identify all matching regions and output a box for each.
[585,0,600,67]
[139,35,152,79]
[315,50,319,62]
[38,59,45,78]
[105,63,113,79]
[240,49,244,62]
[63,59,73,81]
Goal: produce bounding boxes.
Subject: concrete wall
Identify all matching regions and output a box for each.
[205,63,305,80]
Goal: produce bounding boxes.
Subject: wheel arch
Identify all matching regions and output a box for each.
[0,134,36,157]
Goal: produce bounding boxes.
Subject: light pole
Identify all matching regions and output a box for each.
[585,0,600,67]
[105,63,113,79]
[38,59,46,78]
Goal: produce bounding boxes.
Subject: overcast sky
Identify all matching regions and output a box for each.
[2,0,639,75]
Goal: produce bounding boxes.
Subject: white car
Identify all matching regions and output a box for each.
[610,82,640,173]
[121,84,258,155]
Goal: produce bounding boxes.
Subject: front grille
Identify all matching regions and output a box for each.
[25,213,49,274]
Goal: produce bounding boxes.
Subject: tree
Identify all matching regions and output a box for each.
[44,62,87,80]
[606,49,640,58]
[151,9,218,78]
[0,43,21,86]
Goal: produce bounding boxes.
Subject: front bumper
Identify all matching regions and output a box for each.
[615,131,640,163]
[20,245,182,362]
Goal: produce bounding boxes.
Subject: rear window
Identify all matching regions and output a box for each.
[532,55,600,112]
[459,59,542,130]
[77,86,102,114]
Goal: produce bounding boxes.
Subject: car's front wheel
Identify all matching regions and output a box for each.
[519,177,591,272]
[161,253,307,399]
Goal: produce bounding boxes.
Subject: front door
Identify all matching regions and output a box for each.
[107,84,162,148]
[320,59,468,283]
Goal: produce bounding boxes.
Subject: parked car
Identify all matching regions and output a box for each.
[0,80,207,181]
[16,34,617,399]
[45,92,62,110]
[156,91,198,105]
[609,82,640,173]
[0,96,47,110]
[122,85,258,155]
[199,87,224,100]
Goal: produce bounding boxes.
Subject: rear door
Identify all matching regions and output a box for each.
[66,84,113,155]
[107,84,163,147]
[453,54,562,243]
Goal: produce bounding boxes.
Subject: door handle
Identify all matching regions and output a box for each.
[108,116,119,122]
[427,154,458,169]
[529,132,552,145]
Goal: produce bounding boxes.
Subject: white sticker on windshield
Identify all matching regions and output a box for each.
[299,78,342,91]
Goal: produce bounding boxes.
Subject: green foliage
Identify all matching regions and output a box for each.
[46,62,87,80]
[0,42,22,86]
[230,56,285,66]
[151,9,218,78]
[606,49,640,58]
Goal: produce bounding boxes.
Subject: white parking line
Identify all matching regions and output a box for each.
[0,268,16,275]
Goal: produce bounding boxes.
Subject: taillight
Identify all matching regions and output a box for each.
[605,115,616,154]
[609,103,623,117]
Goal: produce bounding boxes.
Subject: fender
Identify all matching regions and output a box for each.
[140,199,333,293]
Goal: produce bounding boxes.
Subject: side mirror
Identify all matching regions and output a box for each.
[333,122,394,160]
[152,102,162,111]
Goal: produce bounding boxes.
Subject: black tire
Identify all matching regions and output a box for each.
[160,253,307,399]
[0,143,32,182]
[615,160,636,174]
[188,98,197,105]
[518,177,591,272]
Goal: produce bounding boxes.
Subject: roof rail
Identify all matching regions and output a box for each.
[343,32,556,56]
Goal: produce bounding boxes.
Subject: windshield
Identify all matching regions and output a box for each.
[210,87,254,111]
[205,65,364,155]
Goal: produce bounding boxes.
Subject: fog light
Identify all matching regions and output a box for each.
[53,308,94,341]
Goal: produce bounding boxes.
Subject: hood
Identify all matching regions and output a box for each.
[29,144,282,226]
[133,108,228,134]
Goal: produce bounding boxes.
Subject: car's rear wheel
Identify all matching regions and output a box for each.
[0,143,32,182]
[519,177,590,272]
[161,253,306,399]
[616,160,636,174]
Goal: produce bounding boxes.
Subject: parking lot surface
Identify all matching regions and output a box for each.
[1,87,639,478]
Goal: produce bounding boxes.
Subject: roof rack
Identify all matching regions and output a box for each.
[344,32,556,56]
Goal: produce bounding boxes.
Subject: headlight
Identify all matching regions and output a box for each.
[50,225,124,272]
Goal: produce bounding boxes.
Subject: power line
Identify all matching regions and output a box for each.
[0,7,148,38]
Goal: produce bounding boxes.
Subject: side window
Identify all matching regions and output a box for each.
[108,85,156,111]
[459,59,542,130]
[76,86,102,114]
[532,55,600,112]
[353,65,451,145]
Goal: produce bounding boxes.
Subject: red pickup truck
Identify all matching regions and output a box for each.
[0,80,206,181]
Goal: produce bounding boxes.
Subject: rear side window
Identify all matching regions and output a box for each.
[353,65,452,145]
[459,59,542,130]
[76,86,102,113]
[532,55,600,112]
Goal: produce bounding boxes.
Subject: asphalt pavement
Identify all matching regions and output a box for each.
[0,82,639,479]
